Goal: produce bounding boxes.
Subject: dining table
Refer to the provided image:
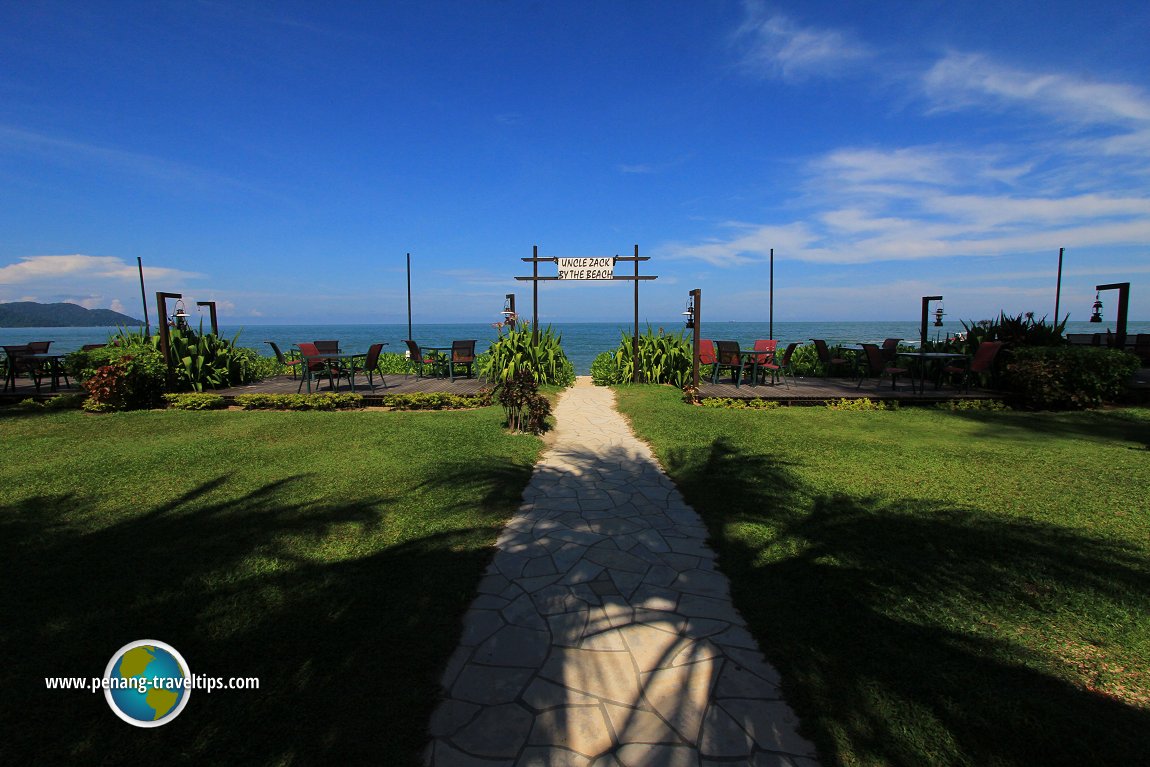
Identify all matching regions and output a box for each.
[735,348,777,387]
[297,350,367,393]
[3,348,68,393]
[420,345,454,378]
[896,351,968,393]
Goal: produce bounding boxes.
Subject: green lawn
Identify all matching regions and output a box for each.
[1,407,542,765]
[615,387,1150,767]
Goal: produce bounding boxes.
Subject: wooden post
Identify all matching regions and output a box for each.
[769,248,774,340]
[1096,282,1130,348]
[137,257,150,339]
[532,245,539,345]
[921,295,942,349]
[196,301,219,335]
[155,292,181,366]
[691,288,701,389]
[633,244,640,383]
[1054,247,1064,323]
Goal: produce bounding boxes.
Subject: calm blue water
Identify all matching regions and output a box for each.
[5,320,1148,374]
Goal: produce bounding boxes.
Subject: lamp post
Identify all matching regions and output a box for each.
[1094,282,1131,348]
[502,293,517,327]
[685,288,701,389]
[921,295,943,349]
[196,301,218,335]
[155,292,182,365]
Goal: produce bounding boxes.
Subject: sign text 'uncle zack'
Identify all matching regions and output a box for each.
[557,257,616,280]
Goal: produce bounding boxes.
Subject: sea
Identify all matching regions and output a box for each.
[5,320,1148,374]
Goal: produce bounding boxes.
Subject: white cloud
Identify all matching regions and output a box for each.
[922,51,1150,127]
[0,255,201,285]
[734,3,870,81]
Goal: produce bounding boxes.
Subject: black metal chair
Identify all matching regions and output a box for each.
[264,341,301,379]
[857,343,913,392]
[355,343,388,390]
[403,340,442,379]
[449,340,476,382]
[813,339,849,376]
[714,341,753,387]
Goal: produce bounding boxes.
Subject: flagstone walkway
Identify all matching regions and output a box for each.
[427,378,820,767]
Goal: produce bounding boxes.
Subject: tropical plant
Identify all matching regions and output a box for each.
[496,369,552,433]
[75,348,167,412]
[158,323,259,392]
[598,326,693,386]
[958,312,1068,353]
[479,322,575,387]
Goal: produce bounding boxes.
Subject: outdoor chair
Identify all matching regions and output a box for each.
[26,341,51,353]
[314,340,340,354]
[2,345,41,392]
[699,340,718,384]
[759,342,799,387]
[813,339,849,377]
[714,340,753,387]
[264,341,301,379]
[942,341,1003,392]
[404,340,442,379]
[752,340,777,383]
[449,340,477,382]
[295,342,334,393]
[857,343,913,392]
[353,342,388,390]
[881,338,901,363]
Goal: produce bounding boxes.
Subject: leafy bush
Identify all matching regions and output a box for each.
[599,326,693,387]
[234,393,364,411]
[696,398,782,410]
[381,390,493,410]
[163,393,227,410]
[590,351,621,386]
[935,399,1009,411]
[825,397,897,411]
[1005,347,1139,410]
[11,393,87,411]
[480,322,575,387]
[496,369,552,433]
[957,312,1067,354]
[78,349,167,412]
[162,325,260,392]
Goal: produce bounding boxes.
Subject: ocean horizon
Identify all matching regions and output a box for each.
[5,320,1148,374]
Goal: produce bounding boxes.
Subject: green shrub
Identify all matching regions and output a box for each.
[79,351,166,411]
[1005,347,1139,410]
[161,324,259,392]
[234,393,364,411]
[11,393,87,411]
[381,390,493,410]
[935,399,1009,411]
[825,397,896,411]
[590,351,622,386]
[602,326,693,387]
[696,398,782,410]
[480,322,575,387]
[163,393,227,410]
[496,369,552,433]
[955,312,1067,355]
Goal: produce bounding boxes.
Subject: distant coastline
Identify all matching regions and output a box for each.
[0,301,143,328]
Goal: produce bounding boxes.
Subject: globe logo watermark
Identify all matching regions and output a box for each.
[103,640,191,727]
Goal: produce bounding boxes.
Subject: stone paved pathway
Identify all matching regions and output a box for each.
[427,379,819,767]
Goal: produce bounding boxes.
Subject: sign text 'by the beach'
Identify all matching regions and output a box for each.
[557,257,615,280]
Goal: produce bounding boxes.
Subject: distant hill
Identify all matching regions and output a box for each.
[0,301,144,328]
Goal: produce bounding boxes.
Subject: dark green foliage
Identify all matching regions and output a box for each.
[234,393,364,410]
[590,350,620,386]
[696,397,782,410]
[381,390,493,410]
[496,369,552,433]
[598,326,693,386]
[480,322,575,387]
[161,324,260,392]
[1006,346,1140,409]
[163,393,228,410]
[959,311,1068,353]
[78,349,166,411]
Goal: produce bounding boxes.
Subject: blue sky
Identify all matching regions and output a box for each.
[1,0,1148,325]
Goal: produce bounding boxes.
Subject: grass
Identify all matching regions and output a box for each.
[0,406,542,765]
[615,387,1150,767]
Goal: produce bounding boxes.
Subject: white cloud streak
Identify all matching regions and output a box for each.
[733,2,870,81]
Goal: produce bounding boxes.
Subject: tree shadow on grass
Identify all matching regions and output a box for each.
[941,407,1150,451]
[1,455,535,765]
[664,438,1150,766]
